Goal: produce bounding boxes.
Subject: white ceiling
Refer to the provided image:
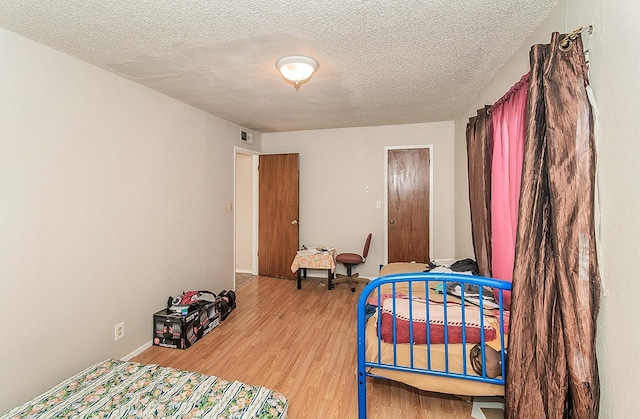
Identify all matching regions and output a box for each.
[0,1,558,133]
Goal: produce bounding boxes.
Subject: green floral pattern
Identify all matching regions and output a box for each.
[2,360,288,418]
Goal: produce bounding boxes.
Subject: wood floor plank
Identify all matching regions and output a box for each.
[132,276,473,418]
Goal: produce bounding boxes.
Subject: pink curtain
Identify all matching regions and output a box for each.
[489,74,529,309]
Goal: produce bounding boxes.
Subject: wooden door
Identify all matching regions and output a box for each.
[258,153,299,279]
[387,148,430,263]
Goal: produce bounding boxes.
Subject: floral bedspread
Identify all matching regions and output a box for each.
[2,359,288,418]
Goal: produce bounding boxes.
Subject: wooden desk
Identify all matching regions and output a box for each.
[291,248,337,290]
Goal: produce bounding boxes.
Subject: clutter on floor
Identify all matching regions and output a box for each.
[153,289,236,349]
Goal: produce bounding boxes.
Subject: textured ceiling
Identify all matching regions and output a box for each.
[0,1,558,133]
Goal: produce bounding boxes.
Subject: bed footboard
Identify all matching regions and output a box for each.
[356,272,511,418]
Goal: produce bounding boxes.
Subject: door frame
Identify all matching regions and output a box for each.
[383,145,434,265]
[234,147,260,282]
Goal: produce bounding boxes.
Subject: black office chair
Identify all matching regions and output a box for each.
[333,233,372,292]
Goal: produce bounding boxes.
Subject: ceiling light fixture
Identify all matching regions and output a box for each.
[276,55,319,90]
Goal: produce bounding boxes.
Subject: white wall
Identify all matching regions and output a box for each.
[263,122,455,279]
[453,9,567,259]
[453,0,640,416]
[0,28,245,411]
[235,153,253,272]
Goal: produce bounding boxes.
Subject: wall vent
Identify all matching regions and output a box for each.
[240,130,253,144]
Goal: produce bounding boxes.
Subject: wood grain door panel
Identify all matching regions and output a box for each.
[387,148,430,263]
[258,154,299,279]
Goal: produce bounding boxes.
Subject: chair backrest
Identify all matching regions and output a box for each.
[362,233,372,259]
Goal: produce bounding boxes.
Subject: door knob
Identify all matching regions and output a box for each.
[291,220,298,225]
[389,219,395,224]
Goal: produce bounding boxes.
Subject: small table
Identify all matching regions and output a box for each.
[291,248,337,290]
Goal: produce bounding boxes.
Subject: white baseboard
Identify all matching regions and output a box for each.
[304,272,335,279]
[121,341,153,361]
[433,258,457,267]
[235,269,252,274]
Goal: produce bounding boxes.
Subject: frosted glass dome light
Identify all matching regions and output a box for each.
[276,55,319,90]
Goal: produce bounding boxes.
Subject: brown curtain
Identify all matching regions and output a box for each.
[506,32,601,418]
[466,106,492,277]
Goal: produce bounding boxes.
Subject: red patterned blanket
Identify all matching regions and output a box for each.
[379,298,496,344]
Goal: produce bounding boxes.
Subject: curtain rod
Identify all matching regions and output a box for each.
[487,26,594,115]
[559,25,593,51]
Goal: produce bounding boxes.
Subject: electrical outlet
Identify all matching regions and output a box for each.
[115,322,125,341]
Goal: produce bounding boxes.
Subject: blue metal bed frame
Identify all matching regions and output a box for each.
[356,272,512,418]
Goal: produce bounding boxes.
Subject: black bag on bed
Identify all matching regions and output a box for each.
[450,258,479,275]
[470,343,505,378]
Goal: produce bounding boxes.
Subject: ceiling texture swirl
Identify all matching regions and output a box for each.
[0,1,558,132]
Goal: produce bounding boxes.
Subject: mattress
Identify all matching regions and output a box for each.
[365,312,505,396]
[364,262,506,397]
[1,359,288,418]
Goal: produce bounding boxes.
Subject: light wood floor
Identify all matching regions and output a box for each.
[132,275,473,418]
[235,272,256,289]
